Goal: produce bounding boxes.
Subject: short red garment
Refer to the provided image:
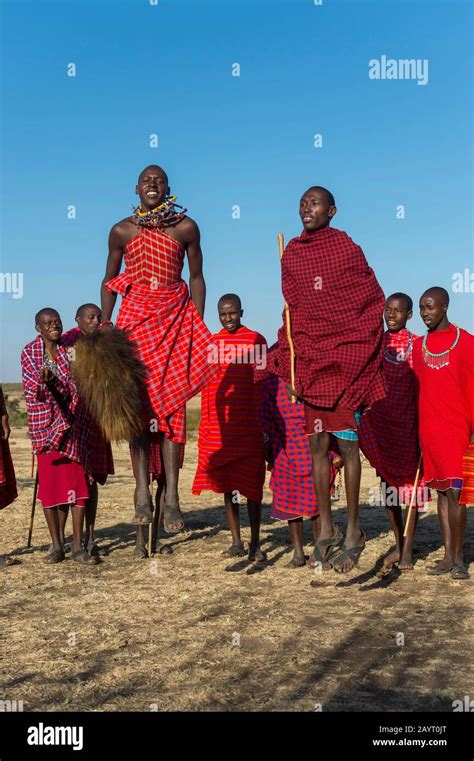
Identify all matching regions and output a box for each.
[130,434,185,485]
[62,328,114,484]
[267,226,385,414]
[0,438,18,510]
[193,326,267,502]
[37,452,90,508]
[412,326,474,490]
[359,329,429,508]
[460,444,474,506]
[106,228,218,444]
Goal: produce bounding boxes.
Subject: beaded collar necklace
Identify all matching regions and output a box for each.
[422,324,460,369]
[384,331,414,365]
[132,195,187,229]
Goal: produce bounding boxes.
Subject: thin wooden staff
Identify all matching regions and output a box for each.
[148,477,154,557]
[27,462,39,549]
[278,232,296,404]
[403,454,422,538]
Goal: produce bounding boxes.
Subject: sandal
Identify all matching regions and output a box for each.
[133,544,148,559]
[162,503,184,534]
[330,530,366,573]
[132,499,153,525]
[0,554,19,568]
[248,546,267,563]
[221,543,246,558]
[308,525,343,567]
[449,563,470,580]
[44,548,65,564]
[71,550,99,565]
[87,542,109,557]
[427,563,450,576]
[155,542,173,556]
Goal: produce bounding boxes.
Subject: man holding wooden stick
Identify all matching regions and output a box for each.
[268,187,385,573]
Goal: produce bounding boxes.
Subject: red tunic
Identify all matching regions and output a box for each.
[0,439,17,510]
[412,326,474,490]
[192,326,267,502]
[267,227,385,429]
[106,228,217,444]
[358,329,429,508]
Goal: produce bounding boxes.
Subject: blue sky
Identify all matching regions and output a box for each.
[1,0,472,381]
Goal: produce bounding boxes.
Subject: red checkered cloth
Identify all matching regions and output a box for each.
[106,228,217,444]
[412,326,474,490]
[267,226,385,412]
[192,326,267,502]
[62,328,114,483]
[258,374,339,519]
[460,444,474,506]
[358,329,430,508]
[21,336,92,477]
[0,438,17,510]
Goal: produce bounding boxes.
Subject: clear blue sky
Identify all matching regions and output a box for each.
[1,0,472,381]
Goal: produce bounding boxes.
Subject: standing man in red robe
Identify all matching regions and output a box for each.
[101,165,216,531]
[268,187,385,573]
[193,294,267,561]
[412,286,474,580]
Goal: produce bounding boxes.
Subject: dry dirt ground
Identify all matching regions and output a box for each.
[1,416,473,713]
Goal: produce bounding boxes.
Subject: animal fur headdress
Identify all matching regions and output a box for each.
[72,328,147,442]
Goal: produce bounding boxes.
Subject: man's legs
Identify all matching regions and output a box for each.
[447,488,467,574]
[43,507,64,555]
[287,517,305,568]
[309,432,333,542]
[71,504,99,564]
[131,430,152,524]
[247,500,266,562]
[222,491,245,556]
[160,436,184,533]
[431,490,452,571]
[330,438,364,572]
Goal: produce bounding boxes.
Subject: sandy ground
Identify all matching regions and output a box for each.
[1,422,472,713]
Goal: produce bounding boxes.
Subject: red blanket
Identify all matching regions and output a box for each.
[0,439,17,510]
[267,226,385,411]
[192,326,267,502]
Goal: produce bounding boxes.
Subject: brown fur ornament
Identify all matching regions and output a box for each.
[72,328,147,443]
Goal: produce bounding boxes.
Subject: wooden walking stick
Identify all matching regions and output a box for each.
[27,464,39,549]
[278,232,297,403]
[403,454,422,538]
[148,477,154,557]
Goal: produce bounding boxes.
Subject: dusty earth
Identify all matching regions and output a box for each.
[0,395,472,713]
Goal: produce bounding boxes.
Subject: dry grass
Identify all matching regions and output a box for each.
[1,424,472,713]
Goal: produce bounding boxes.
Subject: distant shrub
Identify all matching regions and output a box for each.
[4,395,27,427]
[186,407,201,433]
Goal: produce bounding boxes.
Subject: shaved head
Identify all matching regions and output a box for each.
[35,307,60,325]
[76,303,100,319]
[304,186,335,207]
[420,286,450,306]
[138,164,168,184]
[218,293,242,310]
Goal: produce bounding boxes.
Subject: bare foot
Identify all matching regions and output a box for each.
[398,552,414,571]
[248,545,267,563]
[132,495,153,525]
[163,503,184,533]
[383,548,401,569]
[286,554,307,568]
[221,542,245,558]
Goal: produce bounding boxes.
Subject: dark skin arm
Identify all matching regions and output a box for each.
[179,218,205,318]
[101,221,129,322]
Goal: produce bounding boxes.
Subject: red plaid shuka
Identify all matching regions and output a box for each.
[21,336,91,475]
[192,326,267,502]
[412,326,474,490]
[358,329,429,508]
[0,439,17,510]
[62,328,114,483]
[106,227,218,444]
[267,227,385,412]
[258,374,338,519]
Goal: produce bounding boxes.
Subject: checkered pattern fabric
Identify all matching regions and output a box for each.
[21,336,91,474]
[106,228,218,444]
[0,439,17,510]
[267,226,386,411]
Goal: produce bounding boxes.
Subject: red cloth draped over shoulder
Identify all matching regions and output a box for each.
[267,227,386,411]
[192,326,267,502]
[412,326,474,490]
[358,329,429,507]
[62,328,114,483]
[0,439,17,510]
[106,228,218,443]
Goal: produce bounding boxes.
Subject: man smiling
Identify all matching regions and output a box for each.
[268,186,385,573]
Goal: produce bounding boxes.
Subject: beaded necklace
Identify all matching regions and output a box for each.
[43,347,60,378]
[132,195,187,229]
[384,331,414,365]
[422,324,460,369]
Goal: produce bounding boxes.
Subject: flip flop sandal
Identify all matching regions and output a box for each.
[163,503,184,534]
[221,543,246,558]
[427,563,450,576]
[310,525,343,565]
[449,563,470,580]
[330,530,367,573]
[133,544,148,559]
[132,499,153,525]
[248,547,267,563]
[71,550,99,565]
[44,548,65,564]
[155,542,173,556]
[0,554,19,568]
[87,543,109,557]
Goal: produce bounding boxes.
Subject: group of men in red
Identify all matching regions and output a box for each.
[1,166,472,581]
